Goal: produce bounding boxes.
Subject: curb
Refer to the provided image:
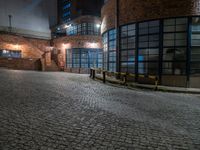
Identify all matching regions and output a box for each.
[93,75,200,94]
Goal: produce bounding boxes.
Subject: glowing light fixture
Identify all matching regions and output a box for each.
[96,24,101,28]
[64,24,72,28]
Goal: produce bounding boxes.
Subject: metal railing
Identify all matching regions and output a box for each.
[90,68,159,90]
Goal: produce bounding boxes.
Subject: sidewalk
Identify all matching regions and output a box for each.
[95,74,200,94]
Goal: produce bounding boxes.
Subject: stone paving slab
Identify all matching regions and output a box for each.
[0,69,200,150]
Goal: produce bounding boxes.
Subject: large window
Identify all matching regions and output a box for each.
[0,50,21,58]
[66,49,72,68]
[120,24,136,73]
[191,17,200,75]
[163,18,188,75]
[103,16,200,79]
[138,20,160,75]
[81,49,89,68]
[103,29,117,72]
[108,29,116,72]
[66,48,102,69]
[98,51,103,68]
[72,49,80,68]
[103,32,108,70]
[66,23,100,36]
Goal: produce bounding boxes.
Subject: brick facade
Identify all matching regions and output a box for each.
[0,33,50,58]
[0,57,41,70]
[101,0,116,34]
[101,0,200,33]
[52,35,102,69]
[0,33,51,70]
[52,15,103,73]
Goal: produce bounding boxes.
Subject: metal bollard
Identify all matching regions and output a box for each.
[103,71,106,83]
[123,74,127,85]
[92,69,95,79]
[90,69,92,78]
[155,77,158,91]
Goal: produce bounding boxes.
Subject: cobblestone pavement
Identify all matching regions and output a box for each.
[0,69,200,150]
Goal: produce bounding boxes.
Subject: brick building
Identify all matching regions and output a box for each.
[52,15,102,73]
[0,0,103,72]
[1,0,200,88]
[0,0,57,71]
[101,0,200,88]
[52,0,104,73]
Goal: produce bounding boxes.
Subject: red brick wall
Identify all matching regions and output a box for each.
[52,35,102,68]
[0,33,50,58]
[26,38,50,53]
[0,33,51,70]
[0,57,41,70]
[101,0,116,34]
[101,0,200,33]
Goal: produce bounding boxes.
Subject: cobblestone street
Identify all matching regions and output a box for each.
[0,69,200,150]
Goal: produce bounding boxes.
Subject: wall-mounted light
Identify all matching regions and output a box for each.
[62,43,71,49]
[96,24,101,28]
[87,42,99,48]
[64,24,72,29]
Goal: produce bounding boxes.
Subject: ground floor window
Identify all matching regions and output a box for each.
[191,17,200,75]
[0,50,21,58]
[102,16,200,78]
[66,48,102,69]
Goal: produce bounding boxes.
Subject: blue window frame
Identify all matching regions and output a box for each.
[66,23,100,36]
[191,17,200,75]
[66,48,102,69]
[103,32,108,70]
[103,16,200,80]
[163,18,188,75]
[0,50,21,58]
[108,29,116,72]
[63,3,71,10]
[120,24,136,73]
[138,20,160,75]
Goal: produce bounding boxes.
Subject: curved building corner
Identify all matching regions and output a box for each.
[101,0,200,88]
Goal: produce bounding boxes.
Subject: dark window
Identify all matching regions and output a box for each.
[66,49,72,68]
[191,17,200,74]
[120,24,136,73]
[66,23,100,36]
[103,32,108,70]
[108,29,116,72]
[66,48,102,69]
[163,18,188,75]
[138,20,160,75]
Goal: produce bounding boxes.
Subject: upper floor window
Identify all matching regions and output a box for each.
[66,23,101,36]
[63,11,71,18]
[63,3,71,10]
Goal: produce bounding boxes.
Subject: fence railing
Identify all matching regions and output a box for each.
[89,68,159,90]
